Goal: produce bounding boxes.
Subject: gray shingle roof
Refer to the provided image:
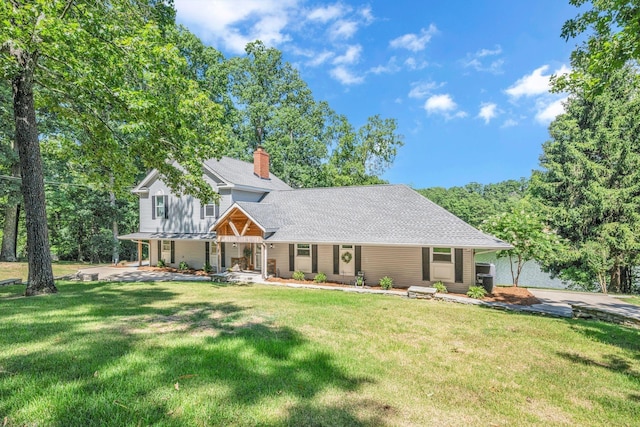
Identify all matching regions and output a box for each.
[203,157,291,191]
[231,184,511,249]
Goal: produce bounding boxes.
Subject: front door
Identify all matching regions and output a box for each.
[161,240,171,264]
[339,245,355,276]
[255,244,262,270]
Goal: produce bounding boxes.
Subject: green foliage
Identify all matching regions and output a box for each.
[292,271,306,281]
[157,259,166,268]
[481,199,562,286]
[531,65,640,294]
[313,273,327,283]
[178,261,190,271]
[433,281,447,293]
[203,263,213,274]
[466,286,487,299]
[379,276,393,290]
[557,0,640,95]
[355,275,365,287]
[417,179,528,228]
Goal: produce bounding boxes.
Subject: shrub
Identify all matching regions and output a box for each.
[292,271,306,281]
[178,261,190,271]
[434,281,447,293]
[203,263,213,274]
[313,273,327,283]
[379,276,393,290]
[467,286,487,299]
[157,259,166,268]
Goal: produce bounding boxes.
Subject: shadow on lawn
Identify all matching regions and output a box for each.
[567,321,640,354]
[0,281,378,426]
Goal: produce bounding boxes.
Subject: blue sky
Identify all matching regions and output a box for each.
[174,0,583,188]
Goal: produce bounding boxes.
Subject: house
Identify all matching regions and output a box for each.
[120,148,511,292]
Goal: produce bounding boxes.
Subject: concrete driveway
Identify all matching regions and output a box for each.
[529,289,640,321]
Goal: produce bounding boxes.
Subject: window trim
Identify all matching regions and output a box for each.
[155,196,165,219]
[296,243,311,257]
[204,204,218,218]
[432,247,452,263]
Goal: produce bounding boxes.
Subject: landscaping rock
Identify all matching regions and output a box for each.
[407,286,437,299]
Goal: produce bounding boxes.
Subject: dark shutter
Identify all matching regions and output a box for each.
[422,247,430,281]
[170,241,175,264]
[355,246,361,273]
[200,205,205,220]
[151,196,156,220]
[163,195,169,219]
[221,243,226,268]
[289,244,295,271]
[312,244,318,273]
[205,242,210,265]
[333,245,339,274]
[455,248,463,283]
[157,240,161,264]
[215,204,220,218]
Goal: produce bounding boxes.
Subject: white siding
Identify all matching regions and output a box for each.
[264,243,290,278]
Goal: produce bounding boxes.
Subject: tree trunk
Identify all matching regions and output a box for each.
[109,176,119,264]
[0,204,19,262]
[0,143,21,262]
[13,62,56,295]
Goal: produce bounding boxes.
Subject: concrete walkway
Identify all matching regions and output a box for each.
[529,289,640,322]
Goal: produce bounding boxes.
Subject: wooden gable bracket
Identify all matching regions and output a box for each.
[228,220,240,236]
[241,219,252,236]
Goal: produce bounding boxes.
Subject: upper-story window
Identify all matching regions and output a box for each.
[205,204,218,218]
[152,195,168,219]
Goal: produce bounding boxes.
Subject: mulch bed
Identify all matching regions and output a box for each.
[481,286,541,306]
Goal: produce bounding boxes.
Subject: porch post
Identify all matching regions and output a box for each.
[137,240,142,267]
[216,241,221,273]
[262,242,267,279]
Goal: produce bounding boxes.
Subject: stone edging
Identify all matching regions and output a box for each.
[571,303,640,328]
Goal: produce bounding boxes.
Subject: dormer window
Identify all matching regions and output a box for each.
[156,197,165,218]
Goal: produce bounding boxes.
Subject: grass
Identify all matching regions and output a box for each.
[620,296,640,307]
[1,281,639,426]
[0,261,106,282]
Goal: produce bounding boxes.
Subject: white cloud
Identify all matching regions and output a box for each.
[462,45,504,74]
[505,65,556,99]
[369,57,401,74]
[390,24,438,52]
[501,118,518,128]
[329,19,358,40]
[330,65,364,85]
[424,94,466,119]
[408,81,442,99]
[535,97,567,124]
[307,3,346,22]
[306,50,334,67]
[478,103,498,124]
[359,5,374,23]
[174,0,298,53]
[404,57,428,70]
[333,45,361,65]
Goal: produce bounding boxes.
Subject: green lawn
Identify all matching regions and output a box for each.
[1,281,638,426]
[0,261,106,282]
[621,296,640,307]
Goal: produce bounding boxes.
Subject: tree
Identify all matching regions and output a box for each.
[325,114,404,187]
[557,0,640,94]
[1,1,226,295]
[0,81,20,261]
[530,65,640,293]
[418,179,528,228]
[481,199,561,286]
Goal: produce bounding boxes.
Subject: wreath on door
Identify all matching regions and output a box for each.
[341,251,353,264]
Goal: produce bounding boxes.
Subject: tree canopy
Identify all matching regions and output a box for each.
[531,65,640,293]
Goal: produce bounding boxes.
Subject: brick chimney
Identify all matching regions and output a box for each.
[253,146,270,179]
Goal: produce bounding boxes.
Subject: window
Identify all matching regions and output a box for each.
[205,204,218,218]
[155,196,165,219]
[162,240,171,252]
[296,243,310,257]
[433,247,452,263]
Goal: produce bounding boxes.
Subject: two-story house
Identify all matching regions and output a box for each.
[120,148,511,292]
